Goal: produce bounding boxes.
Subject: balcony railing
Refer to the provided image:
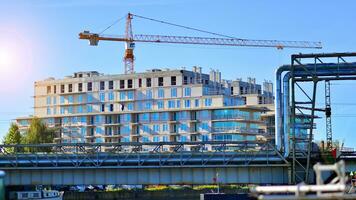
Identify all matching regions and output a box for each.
[212,127,261,134]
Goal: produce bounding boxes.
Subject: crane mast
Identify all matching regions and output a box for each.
[325,80,333,149]
[79,13,322,74]
[124,13,135,74]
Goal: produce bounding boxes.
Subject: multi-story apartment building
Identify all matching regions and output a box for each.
[16,67,272,150]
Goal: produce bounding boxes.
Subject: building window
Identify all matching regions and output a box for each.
[77,106,83,113]
[146,89,152,99]
[122,137,130,142]
[138,78,142,87]
[61,85,65,93]
[68,95,73,103]
[109,104,114,112]
[60,96,65,104]
[127,91,134,100]
[127,103,133,110]
[171,88,177,97]
[68,84,73,92]
[163,136,168,142]
[96,127,102,134]
[163,124,168,131]
[87,105,93,113]
[171,76,176,85]
[128,79,133,88]
[47,107,51,115]
[87,82,92,91]
[158,88,164,98]
[99,92,105,102]
[47,86,51,94]
[108,91,114,101]
[109,81,114,89]
[179,135,187,142]
[202,135,209,141]
[153,124,160,133]
[195,99,199,107]
[158,77,164,86]
[46,97,51,105]
[205,98,212,107]
[120,92,126,100]
[168,100,175,108]
[184,87,191,96]
[100,81,105,90]
[145,101,152,110]
[157,100,164,109]
[139,113,149,122]
[120,80,125,89]
[184,99,191,108]
[78,83,83,92]
[183,76,188,85]
[146,78,151,87]
[142,137,150,142]
[68,106,73,114]
[101,104,105,112]
[53,85,57,94]
[177,100,181,108]
[153,136,159,142]
[78,95,83,103]
[53,97,57,105]
[87,93,93,103]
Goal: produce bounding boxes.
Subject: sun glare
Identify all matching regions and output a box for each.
[0,48,14,70]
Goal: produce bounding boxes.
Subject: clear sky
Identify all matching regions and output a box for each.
[0,0,356,148]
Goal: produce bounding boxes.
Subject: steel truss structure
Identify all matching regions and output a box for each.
[290,52,356,184]
[0,141,288,169]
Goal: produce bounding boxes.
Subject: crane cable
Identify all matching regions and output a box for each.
[99,14,127,35]
[131,13,244,40]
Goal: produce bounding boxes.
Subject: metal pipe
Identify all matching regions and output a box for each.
[282,72,291,157]
[276,62,356,157]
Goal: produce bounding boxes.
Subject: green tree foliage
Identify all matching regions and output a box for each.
[3,123,22,144]
[3,123,22,152]
[23,117,55,144]
[22,117,56,152]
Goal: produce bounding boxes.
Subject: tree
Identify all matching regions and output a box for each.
[3,123,22,153]
[22,117,56,152]
[23,117,55,144]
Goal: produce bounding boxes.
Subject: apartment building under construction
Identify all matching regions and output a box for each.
[16,67,274,150]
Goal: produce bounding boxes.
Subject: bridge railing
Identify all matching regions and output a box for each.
[0,141,272,154]
[0,141,289,169]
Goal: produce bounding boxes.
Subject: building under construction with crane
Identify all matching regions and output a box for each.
[16,13,322,147]
[16,13,349,185]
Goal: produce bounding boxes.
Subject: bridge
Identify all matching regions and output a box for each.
[0,141,291,186]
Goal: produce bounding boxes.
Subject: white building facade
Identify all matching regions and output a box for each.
[16,68,273,149]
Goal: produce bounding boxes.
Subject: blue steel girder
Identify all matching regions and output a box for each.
[0,141,289,169]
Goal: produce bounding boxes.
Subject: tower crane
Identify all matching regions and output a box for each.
[79,13,322,74]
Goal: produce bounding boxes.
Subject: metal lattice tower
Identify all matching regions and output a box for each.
[124,13,135,74]
[325,80,333,150]
[289,52,356,184]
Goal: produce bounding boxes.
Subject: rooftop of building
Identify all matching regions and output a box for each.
[35,66,272,87]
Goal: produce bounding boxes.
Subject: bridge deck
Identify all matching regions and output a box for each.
[0,142,291,185]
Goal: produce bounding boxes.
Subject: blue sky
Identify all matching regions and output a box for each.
[0,0,355,147]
